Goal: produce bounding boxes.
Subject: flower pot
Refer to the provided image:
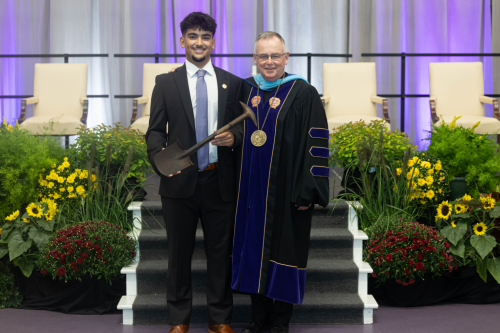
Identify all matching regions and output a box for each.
[450,177,468,200]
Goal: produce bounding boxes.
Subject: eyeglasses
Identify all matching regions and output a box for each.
[255,53,286,62]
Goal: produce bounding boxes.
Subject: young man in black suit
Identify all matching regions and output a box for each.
[146,12,242,333]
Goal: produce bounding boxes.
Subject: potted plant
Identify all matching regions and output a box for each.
[329,120,413,194]
[0,118,64,221]
[426,117,500,198]
[435,193,500,283]
[69,123,150,200]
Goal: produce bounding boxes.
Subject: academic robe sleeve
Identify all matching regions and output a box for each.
[145,76,168,177]
[291,86,330,207]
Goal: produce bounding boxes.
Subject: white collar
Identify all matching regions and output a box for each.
[186,59,215,78]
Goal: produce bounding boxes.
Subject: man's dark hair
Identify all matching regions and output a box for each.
[180,12,217,36]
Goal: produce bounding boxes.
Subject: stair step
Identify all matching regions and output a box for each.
[136,228,356,262]
[134,258,360,296]
[131,291,364,325]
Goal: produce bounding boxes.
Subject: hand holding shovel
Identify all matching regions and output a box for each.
[154,102,257,177]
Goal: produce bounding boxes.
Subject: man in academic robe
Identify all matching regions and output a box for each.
[232,32,330,333]
[146,12,242,333]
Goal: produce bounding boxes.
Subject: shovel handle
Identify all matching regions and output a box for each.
[178,111,249,159]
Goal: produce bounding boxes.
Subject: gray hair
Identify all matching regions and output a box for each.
[254,31,287,54]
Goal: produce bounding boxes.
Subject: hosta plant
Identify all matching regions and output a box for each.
[37,221,137,284]
[366,222,457,286]
[435,193,500,283]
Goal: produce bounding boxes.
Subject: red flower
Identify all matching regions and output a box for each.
[416,262,424,271]
[57,267,66,276]
[74,266,79,272]
[131,251,136,258]
[404,268,411,275]
[107,246,113,252]
[76,258,84,265]
[385,254,393,262]
[97,248,103,254]
[94,244,100,250]
[70,262,76,267]
[444,242,450,249]
[53,252,60,259]
[46,253,50,258]
[40,268,47,275]
[409,279,415,285]
[396,280,402,284]
[439,262,444,267]
[385,271,389,275]
[402,282,408,286]
[103,258,109,265]
[417,253,424,260]
[81,253,89,259]
[97,254,102,259]
[371,272,377,278]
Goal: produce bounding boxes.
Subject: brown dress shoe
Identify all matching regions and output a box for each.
[208,324,236,333]
[169,325,189,333]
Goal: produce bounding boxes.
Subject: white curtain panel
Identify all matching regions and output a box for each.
[265,0,350,93]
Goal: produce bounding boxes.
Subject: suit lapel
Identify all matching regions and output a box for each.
[173,64,195,131]
[215,66,229,128]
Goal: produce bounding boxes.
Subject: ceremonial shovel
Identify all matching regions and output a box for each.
[154,101,257,177]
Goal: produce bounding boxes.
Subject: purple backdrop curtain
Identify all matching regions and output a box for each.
[0,0,498,149]
[350,0,494,148]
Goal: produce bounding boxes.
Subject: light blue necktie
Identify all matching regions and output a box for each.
[196,69,209,170]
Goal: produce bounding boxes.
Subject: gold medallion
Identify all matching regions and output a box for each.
[251,130,267,147]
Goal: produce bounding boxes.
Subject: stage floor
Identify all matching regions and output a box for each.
[1,302,499,333]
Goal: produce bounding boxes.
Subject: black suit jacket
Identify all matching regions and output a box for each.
[146,63,244,202]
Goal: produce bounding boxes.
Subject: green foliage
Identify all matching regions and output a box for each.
[435,194,500,283]
[334,131,424,232]
[365,222,457,286]
[56,148,140,232]
[0,200,60,277]
[0,262,22,309]
[36,221,137,284]
[69,123,149,183]
[329,120,414,168]
[0,120,64,221]
[426,119,500,195]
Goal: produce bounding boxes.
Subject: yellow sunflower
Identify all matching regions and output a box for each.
[417,178,426,186]
[473,222,487,236]
[53,193,61,200]
[57,176,65,183]
[66,175,75,184]
[428,169,434,175]
[437,201,452,220]
[435,162,442,171]
[451,221,457,228]
[455,204,467,214]
[425,175,434,186]
[62,161,70,168]
[59,187,66,192]
[91,174,96,182]
[5,210,19,221]
[26,203,43,218]
[67,186,74,193]
[480,197,495,210]
[45,211,55,221]
[396,168,402,176]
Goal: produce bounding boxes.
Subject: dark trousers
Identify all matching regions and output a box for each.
[161,169,235,325]
[251,294,294,326]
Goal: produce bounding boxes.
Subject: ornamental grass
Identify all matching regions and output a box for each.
[37,221,137,284]
[366,222,457,286]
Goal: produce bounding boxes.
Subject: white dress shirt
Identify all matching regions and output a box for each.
[185,59,218,163]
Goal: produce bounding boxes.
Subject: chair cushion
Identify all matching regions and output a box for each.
[436,115,500,135]
[19,115,84,135]
[129,116,150,134]
[328,115,390,132]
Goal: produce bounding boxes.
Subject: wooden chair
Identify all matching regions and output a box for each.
[322,63,390,132]
[19,63,88,145]
[429,62,500,140]
[129,63,182,134]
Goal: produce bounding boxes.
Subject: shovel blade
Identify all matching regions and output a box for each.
[154,139,194,176]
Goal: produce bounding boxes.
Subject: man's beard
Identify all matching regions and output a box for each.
[191,54,206,63]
